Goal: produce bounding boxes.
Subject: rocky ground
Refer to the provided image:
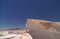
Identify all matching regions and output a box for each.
[0,31,33,39]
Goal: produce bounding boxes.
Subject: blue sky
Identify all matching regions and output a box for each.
[0,0,60,29]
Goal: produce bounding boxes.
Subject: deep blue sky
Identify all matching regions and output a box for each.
[0,0,60,29]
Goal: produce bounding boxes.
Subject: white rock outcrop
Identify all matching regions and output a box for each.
[26,19,60,39]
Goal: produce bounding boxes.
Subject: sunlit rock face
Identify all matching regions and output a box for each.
[26,19,52,31]
[26,19,60,39]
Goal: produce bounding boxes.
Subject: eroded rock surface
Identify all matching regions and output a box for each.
[0,29,33,39]
[26,19,60,39]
